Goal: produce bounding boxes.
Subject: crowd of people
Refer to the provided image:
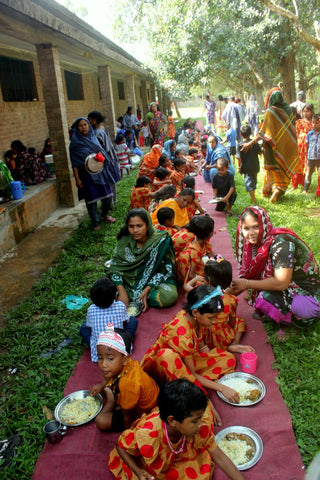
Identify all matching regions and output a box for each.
[73,92,320,480]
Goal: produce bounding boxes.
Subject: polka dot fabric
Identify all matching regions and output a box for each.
[140,310,235,387]
[129,187,151,210]
[176,240,211,284]
[108,406,216,479]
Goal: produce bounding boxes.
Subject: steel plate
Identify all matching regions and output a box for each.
[54,390,103,426]
[217,372,266,406]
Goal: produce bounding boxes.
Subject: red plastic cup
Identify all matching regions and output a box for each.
[240,352,257,373]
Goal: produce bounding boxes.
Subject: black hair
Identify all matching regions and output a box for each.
[168,110,173,116]
[27,147,36,155]
[201,142,207,150]
[114,328,132,354]
[204,259,232,289]
[217,157,228,168]
[173,158,186,169]
[303,103,314,114]
[115,134,124,144]
[117,116,123,123]
[88,110,105,123]
[135,176,151,187]
[4,149,14,160]
[117,208,149,240]
[154,166,170,180]
[43,138,50,148]
[126,106,133,114]
[157,207,174,224]
[184,284,223,315]
[125,129,133,137]
[154,184,176,201]
[240,124,252,138]
[188,148,198,156]
[90,277,117,308]
[11,140,26,153]
[158,154,169,166]
[185,215,214,240]
[158,379,208,423]
[218,94,224,101]
[312,113,320,121]
[188,139,194,146]
[183,121,189,129]
[240,207,259,223]
[178,187,195,200]
[182,176,195,189]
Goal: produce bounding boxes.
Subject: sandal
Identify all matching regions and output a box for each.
[102,216,116,224]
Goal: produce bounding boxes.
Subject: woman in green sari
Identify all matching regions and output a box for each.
[108,208,178,311]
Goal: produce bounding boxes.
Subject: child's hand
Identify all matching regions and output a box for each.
[228,344,255,354]
[90,383,103,396]
[219,385,240,404]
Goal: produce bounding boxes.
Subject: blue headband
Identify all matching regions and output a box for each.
[191,286,223,310]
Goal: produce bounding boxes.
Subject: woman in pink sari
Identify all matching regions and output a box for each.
[148,102,165,147]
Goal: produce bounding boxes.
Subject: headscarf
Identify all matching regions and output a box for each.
[264,87,292,117]
[163,140,175,160]
[236,206,301,279]
[107,209,169,285]
[97,324,128,356]
[69,117,120,185]
[142,145,162,169]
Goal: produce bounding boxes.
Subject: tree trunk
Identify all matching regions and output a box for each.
[173,100,181,118]
[279,51,296,103]
[296,59,309,92]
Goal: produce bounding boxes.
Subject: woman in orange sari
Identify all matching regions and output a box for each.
[138,144,162,180]
[291,103,314,189]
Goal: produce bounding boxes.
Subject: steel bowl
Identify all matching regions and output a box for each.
[127,301,143,317]
[217,372,266,406]
[215,425,263,470]
[54,390,103,426]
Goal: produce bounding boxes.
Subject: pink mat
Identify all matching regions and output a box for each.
[33,175,305,480]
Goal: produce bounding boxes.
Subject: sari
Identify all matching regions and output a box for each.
[150,198,189,228]
[108,210,177,308]
[292,118,313,189]
[259,88,299,197]
[163,140,176,160]
[236,206,320,327]
[138,145,162,180]
[0,161,13,199]
[149,106,165,146]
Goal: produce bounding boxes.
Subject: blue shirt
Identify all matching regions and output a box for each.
[226,128,237,148]
[86,300,129,362]
[306,130,320,160]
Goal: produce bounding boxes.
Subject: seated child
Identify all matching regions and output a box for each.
[154,207,178,237]
[185,259,255,353]
[79,277,138,362]
[148,184,177,214]
[185,147,199,174]
[115,134,131,177]
[169,157,186,192]
[222,122,237,164]
[140,120,150,146]
[108,378,245,480]
[182,175,206,218]
[172,215,213,257]
[236,124,261,205]
[140,285,238,411]
[159,153,173,172]
[130,176,152,210]
[90,326,159,431]
[211,157,236,216]
[176,215,215,284]
[152,166,171,192]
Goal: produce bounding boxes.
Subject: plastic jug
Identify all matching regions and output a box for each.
[10,181,26,200]
[240,352,258,373]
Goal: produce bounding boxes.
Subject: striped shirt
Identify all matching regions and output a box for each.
[86,300,129,362]
[306,130,320,160]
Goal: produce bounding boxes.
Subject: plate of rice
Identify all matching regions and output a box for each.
[127,301,143,317]
[55,390,103,426]
[216,426,263,470]
[217,372,266,406]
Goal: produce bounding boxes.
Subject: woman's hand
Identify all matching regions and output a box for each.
[219,385,240,404]
[230,278,247,295]
[138,287,151,312]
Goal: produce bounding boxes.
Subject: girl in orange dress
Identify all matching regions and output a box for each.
[201,259,255,353]
[292,103,314,189]
[176,216,215,284]
[182,175,206,218]
[154,206,179,237]
[151,166,171,192]
[140,285,239,411]
[130,176,152,210]
[108,379,245,480]
[138,144,162,180]
[166,110,176,139]
[172,216,213,257]
[169,158,186,192]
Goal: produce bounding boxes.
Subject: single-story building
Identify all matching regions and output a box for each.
[0,0,171,253]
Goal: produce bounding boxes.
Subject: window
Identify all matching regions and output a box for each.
[64,70,84,100]
[0,56,38,102]
[117,81,125,100]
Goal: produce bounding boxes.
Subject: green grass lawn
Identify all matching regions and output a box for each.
[1,131,320,477]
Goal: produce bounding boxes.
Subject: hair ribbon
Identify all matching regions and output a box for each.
[191,286,223,310]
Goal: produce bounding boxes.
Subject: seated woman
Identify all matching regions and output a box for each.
[137,144,162,180]
[150,187,195,229]
[162,139,177,160]
[230,206,320,328]
[203,135,235,183]
[107,208,178,311]
[10,140,49,185]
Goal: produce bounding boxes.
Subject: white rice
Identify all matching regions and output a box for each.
[220,377,261,404]
[218,436,253,465]
[61,396,98,424]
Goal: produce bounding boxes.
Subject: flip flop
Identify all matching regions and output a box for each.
[0,446,15,468]
[102,216,116,223]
